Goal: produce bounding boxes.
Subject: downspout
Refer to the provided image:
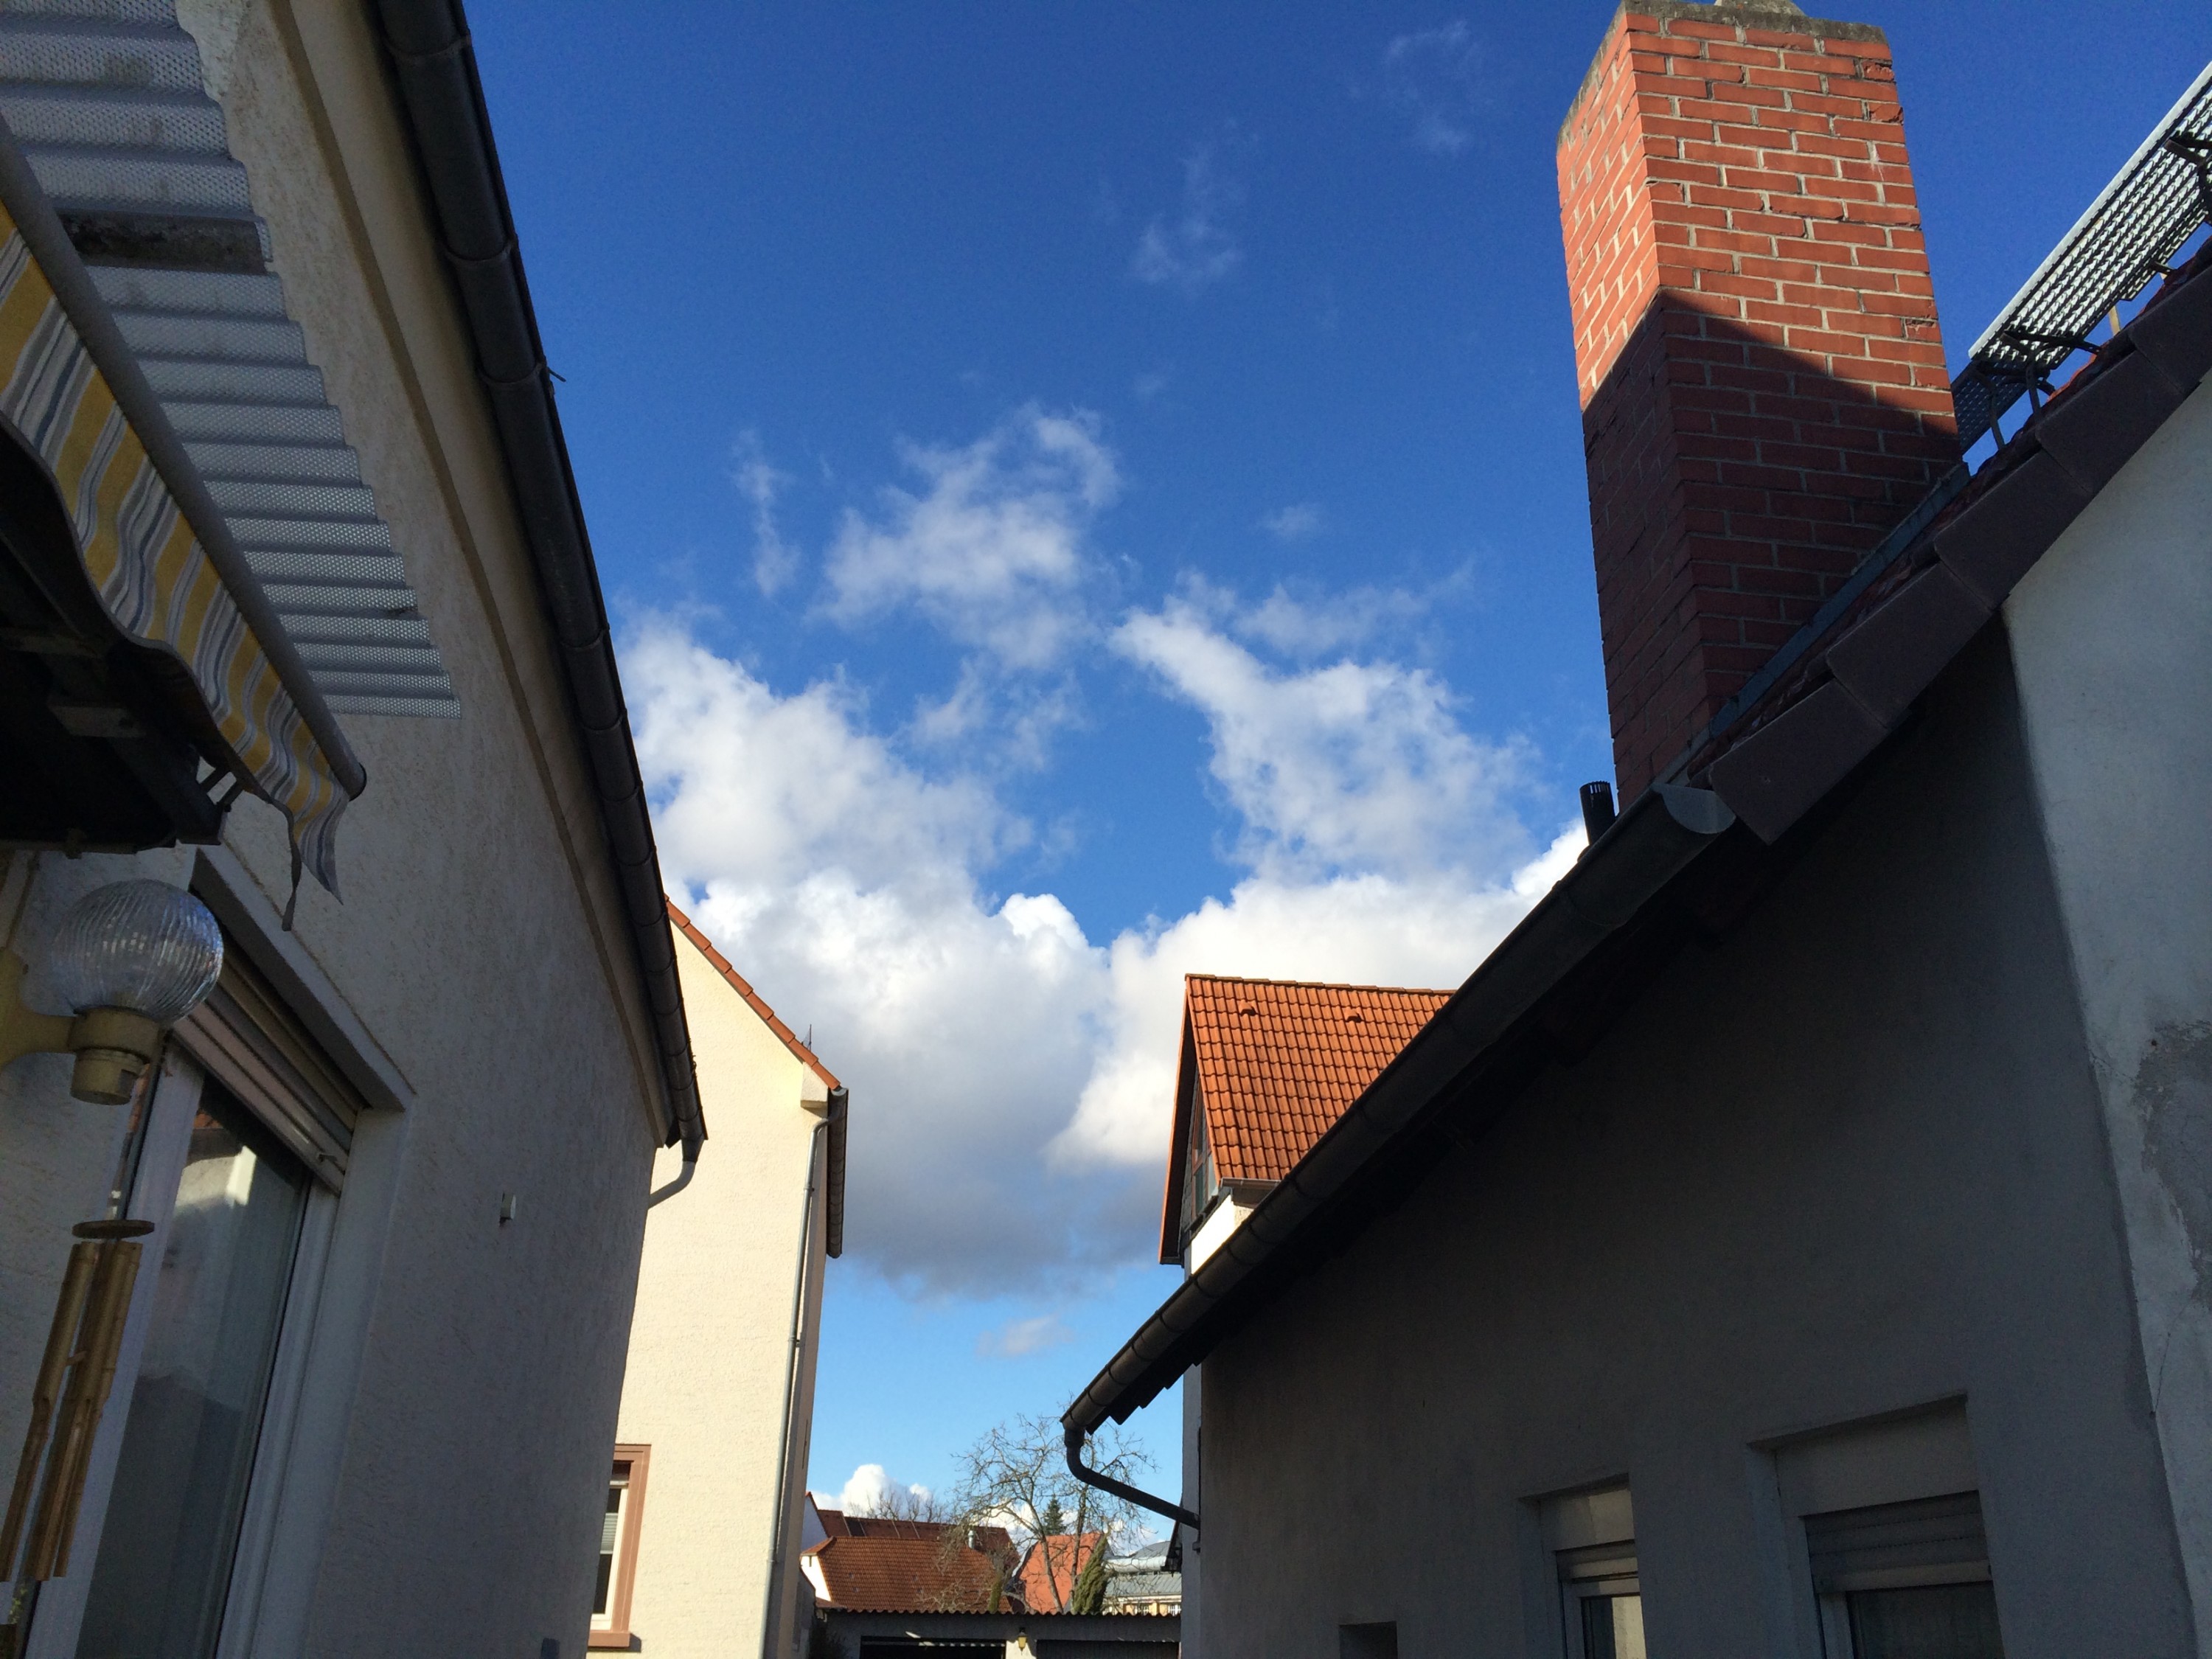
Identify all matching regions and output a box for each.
[1063,1423,1197,1533]
[760,1093,836,1658]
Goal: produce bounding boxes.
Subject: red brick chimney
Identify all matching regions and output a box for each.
[1557,1,1959,801]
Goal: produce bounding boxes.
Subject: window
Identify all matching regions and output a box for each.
[1806,1495,2001,1659]
[1180,1089,1217,1245]
[1773,1405,2002,1659]
[1542,1486,1644,1659]
[590,1445,650,1649]
[74,1079,310,1659]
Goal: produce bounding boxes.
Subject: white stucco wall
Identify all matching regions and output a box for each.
[1189,631,2192,1657]
[0,0,677,1652]
[2006,369,2212,1651]
[615,927,831,1659]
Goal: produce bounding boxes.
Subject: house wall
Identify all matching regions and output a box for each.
[1192,626,2193,1657]
[2005,370,2212,1652]
[616,929,830,1659]
[0,0,674,1651]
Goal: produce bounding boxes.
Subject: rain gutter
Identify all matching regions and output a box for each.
[369,0,702,1153]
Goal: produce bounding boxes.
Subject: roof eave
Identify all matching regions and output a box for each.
[1065,782,1739,1435]
[1064,252,2212,1436]
[369,0,703,1155]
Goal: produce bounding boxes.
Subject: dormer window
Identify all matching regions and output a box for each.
[1181,1086,1217,1246]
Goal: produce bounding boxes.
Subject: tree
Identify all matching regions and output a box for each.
[949,1413,1150,1613]
[1068,1531,1109,1614]
[846,1477,950,1523]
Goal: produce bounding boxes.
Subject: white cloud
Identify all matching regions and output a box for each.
[824,406,1116,672]
[1113,599,1534,880]
[1050,835,1580,1170]
[977,1313,1076,1358]
[832,1464,933,1514]
[1262,502,1323,541]
[1383,21,1487,156]
[734,431,799,596]
[1133,140,1247,296]
[1232,582,1425,658]
[634,543,1569,1296]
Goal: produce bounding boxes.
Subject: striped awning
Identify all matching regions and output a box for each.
[0,192,348,889]
[0,0,457,718]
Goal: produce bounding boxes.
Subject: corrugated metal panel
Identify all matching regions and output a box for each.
[0,0,457,717]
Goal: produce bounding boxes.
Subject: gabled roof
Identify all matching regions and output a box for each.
[804,1524,1016,1613]
[1016,1533,1105,1613]
[1075,193,2212,1453]
[665,900,849,1256]
[666,899,841,1090]
[1160,975,1451,1262]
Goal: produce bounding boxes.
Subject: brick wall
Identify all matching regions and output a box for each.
[1557,1,1959,800]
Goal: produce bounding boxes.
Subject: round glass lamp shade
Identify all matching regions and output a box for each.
[46,880,223,1023]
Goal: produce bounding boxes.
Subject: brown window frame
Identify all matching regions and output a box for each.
[589,1444,652,1649]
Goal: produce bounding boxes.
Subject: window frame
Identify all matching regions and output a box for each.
[21,1050,337,1659]
[589,1444,652,1650]
[1536,1484,1641,1659]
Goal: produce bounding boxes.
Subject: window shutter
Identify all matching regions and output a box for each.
[1805,1492,1991,1594]
[172,942,364,1190]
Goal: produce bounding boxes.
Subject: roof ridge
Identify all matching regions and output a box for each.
[666,899,843,1091]
[1185,973,1454,995]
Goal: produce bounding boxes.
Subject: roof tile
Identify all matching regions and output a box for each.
[1186,975,1451,1184]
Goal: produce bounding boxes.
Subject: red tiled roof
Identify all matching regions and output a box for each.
[1016,1533,1104,1613]
[1160,975,1450,1260]
[804,1526,1017,1613]
[667,899,842,1091]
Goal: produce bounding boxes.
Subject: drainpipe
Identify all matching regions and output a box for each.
[1063,1423,1197,1532]
[760,1102,832,1658]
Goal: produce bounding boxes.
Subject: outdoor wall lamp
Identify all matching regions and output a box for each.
[0,880,223,1105]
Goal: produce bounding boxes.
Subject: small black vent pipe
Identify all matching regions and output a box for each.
[1579,781,1618,844]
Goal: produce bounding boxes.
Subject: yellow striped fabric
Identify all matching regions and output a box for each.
[0,207,345,892]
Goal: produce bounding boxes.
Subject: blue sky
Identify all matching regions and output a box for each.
[466,1,2212,1512]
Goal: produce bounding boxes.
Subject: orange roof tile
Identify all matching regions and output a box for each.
[1160,975,1450,1259]
[667,899,842,1091]
[1016,1533,1105,1613]
[804,1526,1017,1613]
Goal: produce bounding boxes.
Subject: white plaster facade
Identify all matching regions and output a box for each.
[0,1,685,1652]
[2006,370,2212,1655]
[1141,364,2212,1659]
[609,917,840,1659]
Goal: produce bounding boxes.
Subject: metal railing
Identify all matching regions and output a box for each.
[1951,58,2212,452]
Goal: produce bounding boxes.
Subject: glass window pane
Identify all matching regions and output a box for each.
[1846,1582,2004,1659]
[75,1082,307,1659]
[1581,1593,1646,1659]
[594,1467,630,1621]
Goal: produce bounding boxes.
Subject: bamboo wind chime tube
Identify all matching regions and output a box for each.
[21,1239,142,1582]
[0,1245,96,1581]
